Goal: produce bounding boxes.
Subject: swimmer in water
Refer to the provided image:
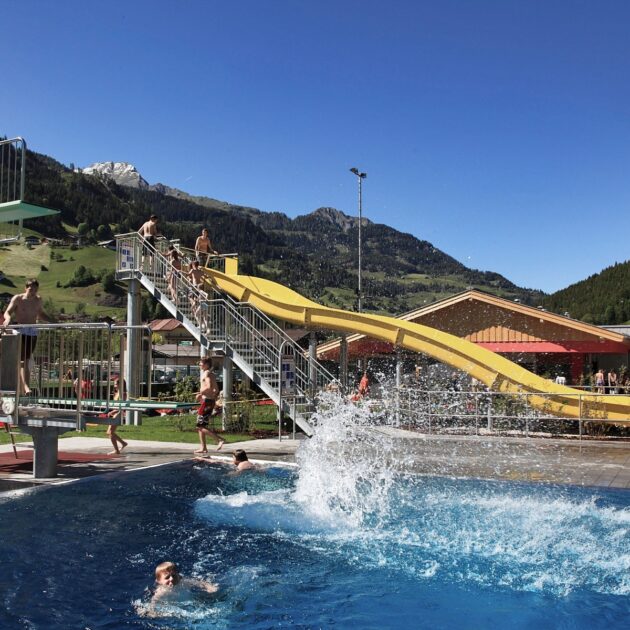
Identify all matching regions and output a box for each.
[231,449,255,473]
[146,561,218,616]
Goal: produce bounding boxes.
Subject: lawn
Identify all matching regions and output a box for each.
[0,241,124,318]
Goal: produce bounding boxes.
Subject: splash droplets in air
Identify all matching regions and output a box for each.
[294,390,399,528]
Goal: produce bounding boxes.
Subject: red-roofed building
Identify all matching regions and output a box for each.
[317,290,630,384]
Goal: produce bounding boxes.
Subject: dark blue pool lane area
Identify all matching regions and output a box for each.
[0,461,628,629]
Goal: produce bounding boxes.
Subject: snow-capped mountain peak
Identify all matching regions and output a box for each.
[81,161,149,189]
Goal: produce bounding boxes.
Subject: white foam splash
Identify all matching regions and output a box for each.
[293,390,399,528]
[194,388,630,597]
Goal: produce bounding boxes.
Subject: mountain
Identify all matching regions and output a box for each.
[19,151,543,314]
[542,261,630,325]
[81,161,150,189]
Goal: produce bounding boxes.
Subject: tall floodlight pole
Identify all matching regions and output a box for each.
[349,167,366,312]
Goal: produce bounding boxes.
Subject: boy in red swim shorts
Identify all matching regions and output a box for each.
[194,356,225,454]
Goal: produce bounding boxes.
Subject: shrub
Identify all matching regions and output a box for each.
[65,265,97,287]
[174,376,197,402]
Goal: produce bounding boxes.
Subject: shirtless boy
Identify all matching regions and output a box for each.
[187,260,207,325]
[195,357,225,454]
[194,228,218,266]
[187,260,205,289]
[232,449,255,472]
[138,215,160,247]
[2,279,52,395]
[138,215,161,271]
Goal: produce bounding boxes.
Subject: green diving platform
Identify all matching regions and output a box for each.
[0,200,60,222]
[0,398,199,478]
[22,397,199,411]
[6,397,199,428]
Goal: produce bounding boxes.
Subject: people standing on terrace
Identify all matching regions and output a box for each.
[595,368,605,394]
[2,279,53,395]
[195,228,218,266]
[607,370,618,394]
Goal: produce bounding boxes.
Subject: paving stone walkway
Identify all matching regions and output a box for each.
[1,431,628,492]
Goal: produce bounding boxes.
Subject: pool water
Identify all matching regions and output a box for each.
[0,459,628,629]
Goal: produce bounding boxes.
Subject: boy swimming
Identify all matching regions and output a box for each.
[144,561,218,617]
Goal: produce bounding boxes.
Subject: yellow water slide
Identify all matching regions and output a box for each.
[204,262,630,424]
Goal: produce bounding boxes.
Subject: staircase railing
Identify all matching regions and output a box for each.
[115,233,336,423]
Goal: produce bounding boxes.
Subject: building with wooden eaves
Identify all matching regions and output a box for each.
[317,290,630,384]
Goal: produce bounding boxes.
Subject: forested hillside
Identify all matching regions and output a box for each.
[18,147,542,314]
[543,261,630,324]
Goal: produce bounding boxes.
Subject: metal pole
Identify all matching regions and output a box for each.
[126,279,142,425]
[18,138,26,235]
[309,331,317,396]
[358,175,362,313]
[475,391,479,435]
[222,354,233,432]
[395,349,402,425]
[339,334,348,389]
[350,168,366,312]
[76,331,83,429]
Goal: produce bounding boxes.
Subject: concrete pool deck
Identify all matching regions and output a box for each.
[0,431,628,492]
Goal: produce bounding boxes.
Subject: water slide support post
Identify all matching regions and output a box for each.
[339,334,348,389]
[395,349,402,424]
[309,332,317,396]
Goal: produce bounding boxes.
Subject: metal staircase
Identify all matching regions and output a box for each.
[115,234,335,435]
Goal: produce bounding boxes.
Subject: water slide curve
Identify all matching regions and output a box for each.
[204,266,630,424]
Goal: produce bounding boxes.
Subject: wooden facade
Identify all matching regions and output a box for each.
[317,290,630,382]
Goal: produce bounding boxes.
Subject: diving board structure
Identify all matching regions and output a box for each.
[0,323,161,477]
[0,137,59,243]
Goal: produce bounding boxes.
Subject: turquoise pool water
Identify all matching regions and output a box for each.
[0,458,627,628]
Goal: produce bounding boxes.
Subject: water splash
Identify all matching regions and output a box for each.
[193,389,629,598]
[294,390,400,528]
[288,389,630,597]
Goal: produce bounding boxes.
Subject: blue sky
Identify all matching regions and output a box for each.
[3,0,630,293]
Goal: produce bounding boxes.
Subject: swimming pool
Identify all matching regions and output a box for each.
[0,454,628,629]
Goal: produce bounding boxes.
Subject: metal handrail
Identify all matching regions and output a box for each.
[116,233,336,409]
[385,387,630,438]
[0,323,153,428]
[176,243,239,261]
[126,233,334,386]
[0,137,26,203]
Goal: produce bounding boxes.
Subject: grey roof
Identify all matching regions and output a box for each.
[602,325,630,338]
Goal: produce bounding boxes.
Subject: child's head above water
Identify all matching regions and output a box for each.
[155,561,181,587]
[233,449,249,463]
